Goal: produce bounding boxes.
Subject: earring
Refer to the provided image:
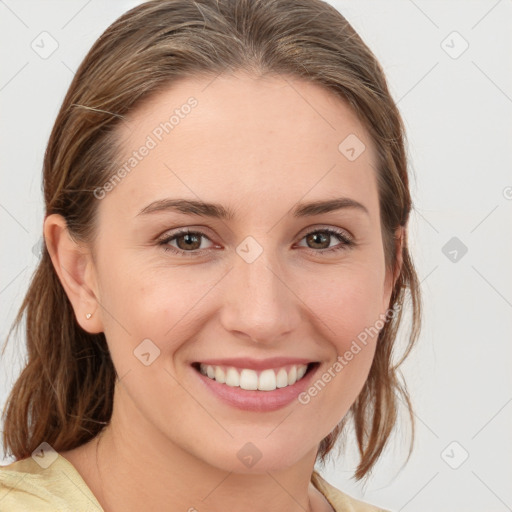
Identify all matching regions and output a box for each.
[85,313,92,319]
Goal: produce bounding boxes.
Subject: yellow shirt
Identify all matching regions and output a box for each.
[0,454,389,511]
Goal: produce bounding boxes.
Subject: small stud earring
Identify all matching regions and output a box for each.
[85,313,92,319]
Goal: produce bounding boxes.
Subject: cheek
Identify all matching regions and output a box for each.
[96,261,217,359]
[294,265,384,414]
[305,262,386,348]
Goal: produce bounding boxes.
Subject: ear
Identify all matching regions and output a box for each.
[43,213,103,334]
[382,225,405,313]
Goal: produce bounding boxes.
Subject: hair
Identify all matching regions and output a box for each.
[2,0,421,481]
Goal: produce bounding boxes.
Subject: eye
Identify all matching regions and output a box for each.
[158,229,216,256]
[296,227,354,254]
[157,226,355,257]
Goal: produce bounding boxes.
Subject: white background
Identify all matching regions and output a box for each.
[1,1,511,511]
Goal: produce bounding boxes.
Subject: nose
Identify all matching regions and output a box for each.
[219,248,302,345]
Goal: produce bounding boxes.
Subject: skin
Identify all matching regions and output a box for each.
[46,71,403,512]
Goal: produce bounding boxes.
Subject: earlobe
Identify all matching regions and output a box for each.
[43,214,103,334]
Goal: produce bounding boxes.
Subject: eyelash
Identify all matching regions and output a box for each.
[157,227,355,257]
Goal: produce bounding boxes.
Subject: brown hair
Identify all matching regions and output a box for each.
[1,0,421,481]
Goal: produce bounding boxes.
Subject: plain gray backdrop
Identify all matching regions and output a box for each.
[1,1,511,511]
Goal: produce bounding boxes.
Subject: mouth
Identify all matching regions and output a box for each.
[191,361,318,392]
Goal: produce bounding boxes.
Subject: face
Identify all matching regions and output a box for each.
[85,72,396,473]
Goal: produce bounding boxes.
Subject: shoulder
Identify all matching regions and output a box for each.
[0,453,103,512]
[311,471,392,512]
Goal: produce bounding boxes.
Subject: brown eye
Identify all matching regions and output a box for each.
[175,232,202,251]
[305,231,331,249]
[297,228,354,254]
[158,229,215,256]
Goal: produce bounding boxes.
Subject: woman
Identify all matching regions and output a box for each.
[0,0,421,510]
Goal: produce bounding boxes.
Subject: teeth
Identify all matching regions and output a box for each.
[240,369,258,390]
[225,367,239,387]
[198,363,310,391]
[276,368,288,388]
[258,369,276,391]
[214,366,226,384]
[288,366,297,385]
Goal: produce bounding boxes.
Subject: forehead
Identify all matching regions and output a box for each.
[106,72,379,219]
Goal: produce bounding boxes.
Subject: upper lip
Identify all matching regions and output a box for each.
[193,357,316,371]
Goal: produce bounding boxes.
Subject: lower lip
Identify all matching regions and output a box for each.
[193,364,319,412]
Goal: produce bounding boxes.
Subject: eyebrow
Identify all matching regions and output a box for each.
[136,197,369,220]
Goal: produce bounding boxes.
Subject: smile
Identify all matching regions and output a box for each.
[191,358,320,411]
[198,363,309,391]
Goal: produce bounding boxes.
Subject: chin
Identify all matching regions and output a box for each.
[189,435,318,474]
